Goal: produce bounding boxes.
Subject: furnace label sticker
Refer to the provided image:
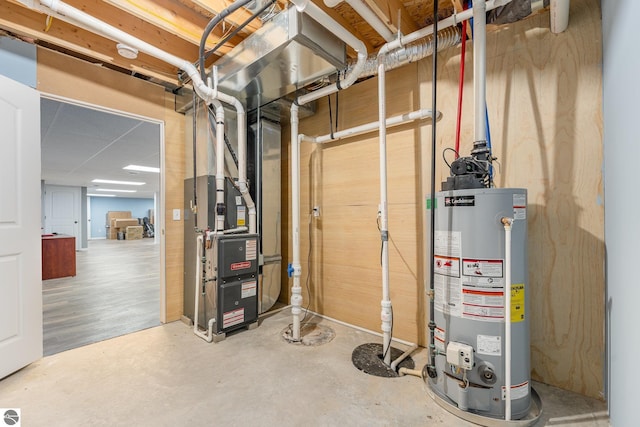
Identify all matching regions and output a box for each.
[237,206,246,226]
[245,239,257,260]
[434,230,461,258]
[461,287,504,322]
[513,193,527,220]
[511,284,525,323]
[434,327,446,352]
[241,280,257,298]
[434,255,460,278]
[502,381,529,400]
[235,196,243,206]
[477,334,501,356]
[462,259,503,278]
[223,308,245,328]
[434,274,462,317]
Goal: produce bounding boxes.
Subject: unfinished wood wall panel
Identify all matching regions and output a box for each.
[284,0,603,399]
[163,92,185,322]
[37,48,184,323]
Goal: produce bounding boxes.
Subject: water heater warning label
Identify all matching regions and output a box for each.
[434,255,460,277]
[511,284,525,322]
[434,327,446,352]
[513,193,527,220]
[477,334,501,356]
[502,381,529,400]
[462,259,503,278]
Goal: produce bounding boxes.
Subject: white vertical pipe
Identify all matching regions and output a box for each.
[550,0,570,33]
[473,0,487,143]
[212,101,226,232]
[290,104,303,341]
[378,60,392,366]
[232,102,257,234]
[502,217,514,420]
[194,235,215,342]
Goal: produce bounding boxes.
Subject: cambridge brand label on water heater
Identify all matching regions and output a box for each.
[445,195,475,207]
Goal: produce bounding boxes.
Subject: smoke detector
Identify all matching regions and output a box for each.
[116,43,138,59]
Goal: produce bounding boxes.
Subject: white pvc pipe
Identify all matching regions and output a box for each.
[390,343,419,371]
[378,59,392,367]
[301,109,440,144]
[325,0,394,42]
[212,101,226,232]
[473,0,487,143]
[550,0,570,34]
[502,217,514,420]
[193,235,215,342]
[290,104,303,341]
[398,367,423,377]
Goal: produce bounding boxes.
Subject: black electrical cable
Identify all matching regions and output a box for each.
[328,94,334,140]
[203,0,277,63]
[428,0,439,374]
[442,147,459,169]
[198,0,254,81]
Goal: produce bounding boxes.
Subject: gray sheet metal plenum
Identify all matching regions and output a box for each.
[213,6,347,110]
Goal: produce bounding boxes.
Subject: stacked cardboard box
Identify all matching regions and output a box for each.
[106,211,131,239]
[125,225,144,240]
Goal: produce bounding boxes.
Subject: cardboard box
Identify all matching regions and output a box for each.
[106,211,131,239]
[126,225,144,240]
[113,218,139,229]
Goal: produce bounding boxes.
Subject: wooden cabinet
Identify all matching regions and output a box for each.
[42,235,76,280]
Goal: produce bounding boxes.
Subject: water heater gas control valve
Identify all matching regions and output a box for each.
[446,342,474,370]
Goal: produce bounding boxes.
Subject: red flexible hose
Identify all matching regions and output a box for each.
[454,20,468,158]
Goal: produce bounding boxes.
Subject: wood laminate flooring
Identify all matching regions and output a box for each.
[43,238,160,356]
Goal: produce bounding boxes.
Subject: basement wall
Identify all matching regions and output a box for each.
[283,0,603,399]
[37,47,185,323]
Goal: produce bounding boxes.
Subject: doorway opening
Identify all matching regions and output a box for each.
[40,96,165,356]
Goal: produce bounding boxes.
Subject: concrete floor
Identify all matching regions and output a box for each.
[0,310,608,426]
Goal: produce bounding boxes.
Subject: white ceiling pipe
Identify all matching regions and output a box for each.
[301,109,440,144]
[550,0,570,33]
[324,0,394,42]
[473,0,487,143]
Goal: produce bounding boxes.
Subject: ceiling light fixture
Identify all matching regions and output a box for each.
[92,179,145,186]
[123,164,160,173]
[87,194,117,197]
[95,188,136,193]
[116,43,138,59]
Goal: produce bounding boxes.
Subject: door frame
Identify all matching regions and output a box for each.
[40,92,167,323]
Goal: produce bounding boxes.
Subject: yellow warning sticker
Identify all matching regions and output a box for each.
[511,284,525,323]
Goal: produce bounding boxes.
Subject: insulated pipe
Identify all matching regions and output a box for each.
[324,0,394,43]
[501,217,514,420]
[288,0,368,341]
[193,235,215,342]
[550,0,570,33]
[300,109,440,144]
[377,59,392,366]
[473,0,487,143]
[212,101,226,232]
[289,103,303,341]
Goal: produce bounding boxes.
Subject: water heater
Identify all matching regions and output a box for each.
[428,187,530,419]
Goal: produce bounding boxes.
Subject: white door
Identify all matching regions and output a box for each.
[0,75,42,379]
[44,184,81,250]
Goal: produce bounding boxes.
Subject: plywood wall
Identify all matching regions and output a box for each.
[37,47,185,323]
[284,0,603,399]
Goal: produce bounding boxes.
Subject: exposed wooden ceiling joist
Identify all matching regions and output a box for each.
[363,0,419,34]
